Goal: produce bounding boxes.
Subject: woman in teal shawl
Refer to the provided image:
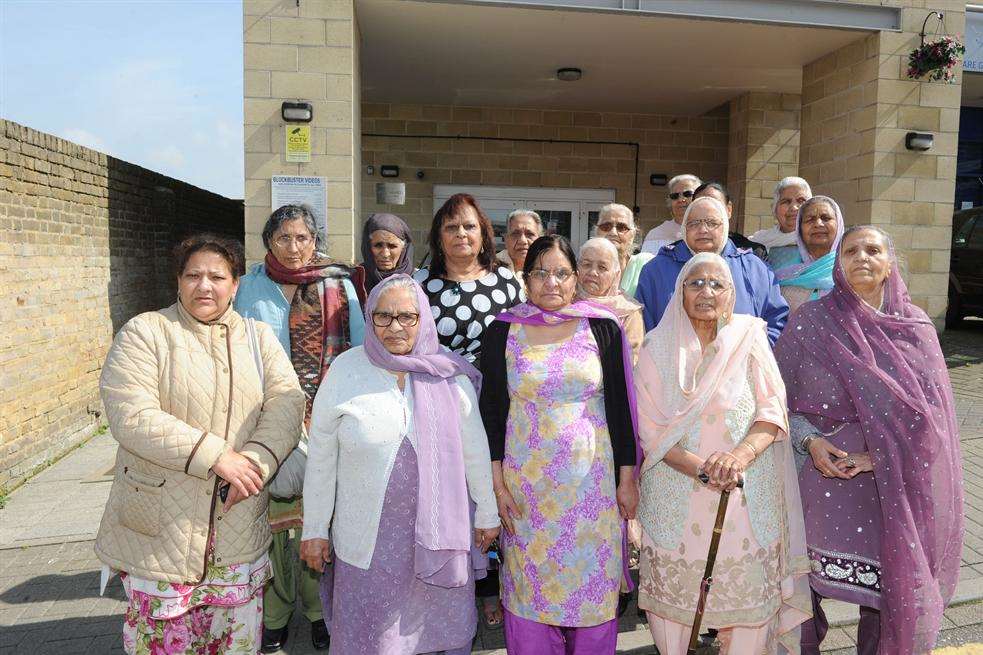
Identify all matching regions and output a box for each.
[775,196,845,315]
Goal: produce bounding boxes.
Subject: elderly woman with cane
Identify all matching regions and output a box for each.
[634,252,810,654]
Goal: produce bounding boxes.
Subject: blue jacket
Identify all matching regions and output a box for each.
[634,240,789,345]
[234,262,365,355]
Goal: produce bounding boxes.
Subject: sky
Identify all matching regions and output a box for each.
[0,1,244,199]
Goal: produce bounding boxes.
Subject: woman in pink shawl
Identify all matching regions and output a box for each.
[635,252,811,654]
[774,226,963,655]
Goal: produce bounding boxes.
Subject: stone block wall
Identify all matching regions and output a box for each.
[244,0,361,264]
[727,92,802,235]
[799,1,965,323]
[359,102,730,249]
[0,120,243,489]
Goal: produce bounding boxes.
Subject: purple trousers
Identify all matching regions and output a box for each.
[503,610,618,655]
[801,590,880,655]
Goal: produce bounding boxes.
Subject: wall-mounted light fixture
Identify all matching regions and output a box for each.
[281,101,313,123]
[556,67,582,82]
[380,165,400,177]
[650,174,668,186]
[905,132,934,151]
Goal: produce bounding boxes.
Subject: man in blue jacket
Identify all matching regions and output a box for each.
[635,196,789,344]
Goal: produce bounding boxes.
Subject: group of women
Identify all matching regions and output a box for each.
[95,178,963,655]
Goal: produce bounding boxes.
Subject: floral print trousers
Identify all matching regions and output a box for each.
[122,593,263,655]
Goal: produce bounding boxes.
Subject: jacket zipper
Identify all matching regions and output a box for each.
[199,324,235,583]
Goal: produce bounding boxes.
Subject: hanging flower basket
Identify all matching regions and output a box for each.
[906,35,965,83]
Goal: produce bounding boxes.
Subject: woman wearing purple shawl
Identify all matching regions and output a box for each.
[300,274,500,654]
[478,235,639,654]
[774,226,964,655]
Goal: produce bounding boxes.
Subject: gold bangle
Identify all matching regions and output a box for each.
[739,441,758,458]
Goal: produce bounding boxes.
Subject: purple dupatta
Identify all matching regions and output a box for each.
[774,253,963,654]
[362,275,481,588]
[495,299,641,589]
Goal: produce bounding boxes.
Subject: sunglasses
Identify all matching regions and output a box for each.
[682,278,730,293]
[596,222,633,234]
[669,190,695,201]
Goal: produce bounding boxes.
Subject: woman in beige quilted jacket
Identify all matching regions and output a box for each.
[95,234,306,655]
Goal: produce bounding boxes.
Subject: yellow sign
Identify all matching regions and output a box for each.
[285,125,311,163]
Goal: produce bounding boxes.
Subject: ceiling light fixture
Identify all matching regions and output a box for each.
[556,67,582,82]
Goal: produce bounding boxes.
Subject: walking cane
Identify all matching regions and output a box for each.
[687,472,744,655]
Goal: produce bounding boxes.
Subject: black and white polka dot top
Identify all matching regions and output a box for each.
[412,266,523,366]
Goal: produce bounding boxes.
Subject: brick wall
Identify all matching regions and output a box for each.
[0,119,244,489]
[359,102,730,249]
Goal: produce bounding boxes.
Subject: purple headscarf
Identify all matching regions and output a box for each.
[774,232,963,653]
[363,274,481,588]
[361,213,414,292]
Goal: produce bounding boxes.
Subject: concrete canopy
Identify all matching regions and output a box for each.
[357,0,875,115]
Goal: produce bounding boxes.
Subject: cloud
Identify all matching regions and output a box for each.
[148,144,186,172]
[60,127,111,154]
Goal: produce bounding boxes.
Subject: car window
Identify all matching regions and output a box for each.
[969,219,983,248]
[954,217,976,246]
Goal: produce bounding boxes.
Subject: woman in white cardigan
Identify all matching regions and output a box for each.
[300,274,500,655]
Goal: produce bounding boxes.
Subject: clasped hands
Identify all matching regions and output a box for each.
[806,437,873,479]
[211,449,264,512]
[699,448,751,492]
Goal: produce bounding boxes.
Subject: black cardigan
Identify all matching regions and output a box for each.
[478,317,637,473]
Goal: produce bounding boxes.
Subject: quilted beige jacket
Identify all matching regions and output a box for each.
[95,301,304,584]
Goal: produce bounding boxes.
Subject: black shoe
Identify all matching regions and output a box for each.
[260,625,288,653]
[311,619,330,650]
[617,591,632,617]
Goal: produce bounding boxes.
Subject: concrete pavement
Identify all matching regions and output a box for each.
[1,321,981,654]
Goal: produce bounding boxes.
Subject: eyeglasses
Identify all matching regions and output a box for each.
[596,222,633,234]
[371,312,420,328]
[528,269,575,283]
[685,219,724,231]
[682,278,730,293]
[273,234,314,248]
[669,190,695,201]
[802,214,836,226]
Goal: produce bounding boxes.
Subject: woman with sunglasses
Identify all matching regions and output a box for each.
[641,174,702,255]
[413,193,522,368]
[301,275,499,655]
[594,202,652,298]
[479,235,638,654]
[634,197,789,345]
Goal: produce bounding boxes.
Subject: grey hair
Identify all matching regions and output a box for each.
[682,196,730,254]
[578,237,621,271]
[838,224,906,280]
[262,204,324,251]
[507,209,543,231]
[772,176,813,212]
[370,275,420,310]
[594,203,640,250]
[666,174,702,207]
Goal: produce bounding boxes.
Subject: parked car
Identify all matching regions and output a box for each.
[947,207,983,327]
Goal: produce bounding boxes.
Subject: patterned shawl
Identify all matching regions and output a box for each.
[362,275,481,588]
[265,252,353,424]
[774,249,963,654]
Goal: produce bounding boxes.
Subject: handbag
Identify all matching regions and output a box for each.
[245,318,308,499]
